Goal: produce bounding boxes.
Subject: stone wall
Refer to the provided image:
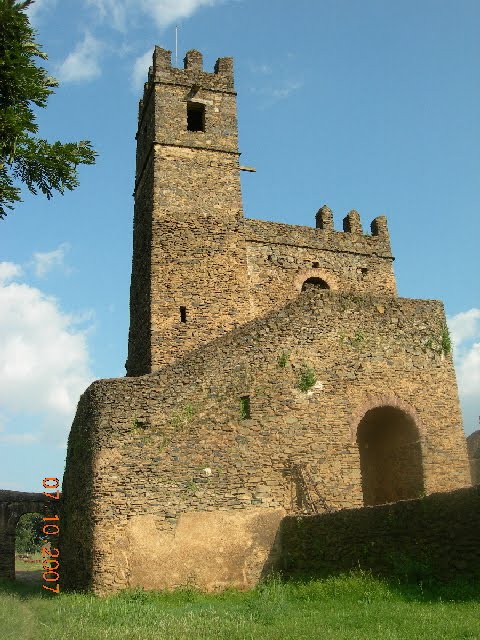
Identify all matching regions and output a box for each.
[467,430,480,485]
[243,214,396,318]
[61,289,471,593]
[279,485,480,582]
[60,397,97,591]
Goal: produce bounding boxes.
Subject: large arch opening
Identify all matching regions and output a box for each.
[15,512,44,584]
[356,406,424,506]
[301,277,330,292]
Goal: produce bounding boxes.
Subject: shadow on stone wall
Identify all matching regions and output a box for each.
[467,431,480,485]
[270,486,480,586]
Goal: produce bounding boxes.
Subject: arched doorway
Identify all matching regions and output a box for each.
[301,277,330,292]
[15,512,44,584]
[0,491,58,580]
[356,406,424,506]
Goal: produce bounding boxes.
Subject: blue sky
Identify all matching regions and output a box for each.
[1,0,479,492]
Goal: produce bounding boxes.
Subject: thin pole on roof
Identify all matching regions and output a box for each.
[175,25,178,67]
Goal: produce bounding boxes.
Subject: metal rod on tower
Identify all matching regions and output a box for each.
[175,25,178,67]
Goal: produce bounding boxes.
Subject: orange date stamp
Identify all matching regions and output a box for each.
[42,477,60,594]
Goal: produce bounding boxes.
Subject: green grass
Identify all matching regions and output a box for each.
[1,571,479,640]
[15,553,42,573]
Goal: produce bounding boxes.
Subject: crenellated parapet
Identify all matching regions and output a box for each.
[242,206,396,309]
[370,215,389,238]
[313,205,391,247]
[315,205,334,231]
[138,46,235,122]
[343,210,363,234]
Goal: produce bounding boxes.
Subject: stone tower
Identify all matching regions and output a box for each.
[60,47,471,595]
[126,48,251,375]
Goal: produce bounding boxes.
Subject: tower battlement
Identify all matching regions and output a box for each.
[138,47,235,121]
[316,205,390,241]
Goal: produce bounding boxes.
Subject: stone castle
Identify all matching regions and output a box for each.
[60,47,471,594]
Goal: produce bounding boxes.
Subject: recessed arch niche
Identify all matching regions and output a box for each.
[356,405,424,506]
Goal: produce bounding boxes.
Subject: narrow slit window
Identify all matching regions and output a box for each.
[240,396,251,420]
[187,102,205,132]
[357,267,368,280]
[312,261,320,269]
[180,306,187,323]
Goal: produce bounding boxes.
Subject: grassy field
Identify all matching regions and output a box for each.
[2,562,479,640]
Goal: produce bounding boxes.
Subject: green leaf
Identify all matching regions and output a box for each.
[0,0,97,218]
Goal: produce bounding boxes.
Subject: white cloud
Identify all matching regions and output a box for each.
[449,308,480,347]
[251,80,304,109]
[32,243,70,278]
[269,80,303,100]
[0,262,23,285]
[249,62,272,75]
[0,432,38,444]
[0,262,95,446]
[132,49,154,91]
[86,0,128,31]
[458,342,480,397]
[448,309,480,435]
[57,32,103,83]
[87,0,225,30]
[139,0,221,29]
[25,0,57,22]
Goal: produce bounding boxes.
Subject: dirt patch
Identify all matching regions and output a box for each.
[15,570,42,585]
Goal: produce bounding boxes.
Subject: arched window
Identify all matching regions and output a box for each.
[356,406,424,506]
[301,277,330,292]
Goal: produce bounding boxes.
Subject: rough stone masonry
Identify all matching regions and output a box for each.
[60,47,471,594]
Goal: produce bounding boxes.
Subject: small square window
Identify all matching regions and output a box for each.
[357,267,368,280]
[187,102,205,132]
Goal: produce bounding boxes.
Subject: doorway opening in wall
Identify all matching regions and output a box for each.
[356,406,424,506]
[15,512,46,585]
[301,277,329,292]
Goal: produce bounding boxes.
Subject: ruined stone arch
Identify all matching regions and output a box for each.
[0,491,59,580]
[295,268,338,293]
[350,394,425,506]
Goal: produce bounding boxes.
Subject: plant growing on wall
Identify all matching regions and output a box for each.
[441,323,451,356]
[240,396,251,420]
[131,418,148,432]
[424,323,452,357]
[278,351,290,368]
[297,365,317,392]
[352,331,365,346]
[170,404,196,430]
[185,479,198,493]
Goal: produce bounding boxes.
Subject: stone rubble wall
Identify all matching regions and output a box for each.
[243,216,396,318]
[467,430,480,485]
[279,485,480,582]
[61,289,470,593]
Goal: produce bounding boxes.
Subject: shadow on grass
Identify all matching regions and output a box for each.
[1,567,478,606]
[0,576,42,599]
[281,568,480,604]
